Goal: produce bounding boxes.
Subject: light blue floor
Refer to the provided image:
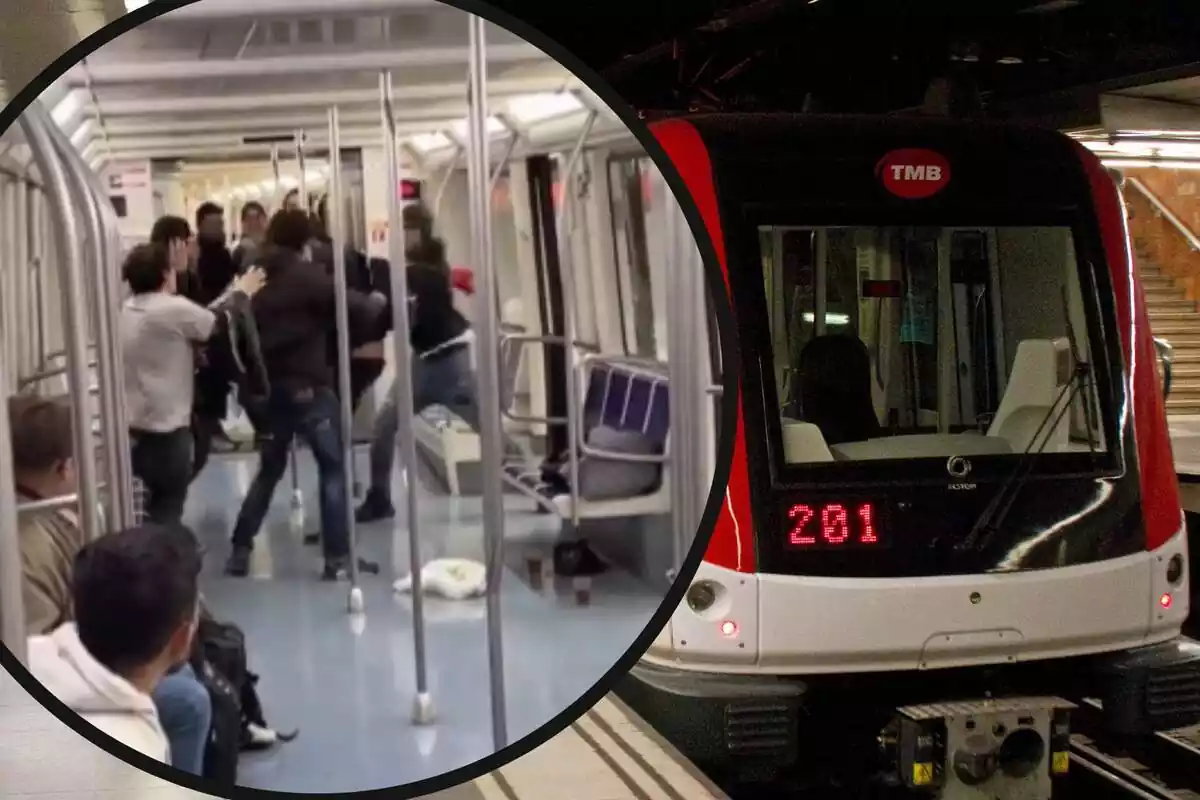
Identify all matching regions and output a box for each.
[185,446,665,793]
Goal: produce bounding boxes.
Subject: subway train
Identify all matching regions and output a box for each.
[617,114,1200,798]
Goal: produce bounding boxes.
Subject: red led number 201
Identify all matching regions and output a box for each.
[788,503,879,546]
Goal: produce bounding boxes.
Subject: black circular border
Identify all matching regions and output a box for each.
[0,1,740,797]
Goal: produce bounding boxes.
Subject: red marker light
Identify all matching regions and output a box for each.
[720,620,739,638]
[1160,593,1173,609]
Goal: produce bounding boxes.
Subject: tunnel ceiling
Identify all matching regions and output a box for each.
[490,0,1200,124]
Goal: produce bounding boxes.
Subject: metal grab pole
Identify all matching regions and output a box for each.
[0,360,27,664]
[295,130,308,212]
[327,107,364,613]
[430,144,464,220]
[489,133,518,195]
[665,194,697,569]
[65,140,137,530]
[45,126,126,532]
[270,143,282,208]
[553,111,598,530]
[19,113,101,541]
[468,15,509,751]
[380,69,434,724]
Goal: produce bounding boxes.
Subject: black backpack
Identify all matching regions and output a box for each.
[189,612,296,781]
[191,658,241,785]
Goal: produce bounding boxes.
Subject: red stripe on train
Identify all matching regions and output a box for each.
[651,119,756,573]
[1072,143,1182,550]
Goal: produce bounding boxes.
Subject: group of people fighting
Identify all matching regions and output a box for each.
[9,192,496,774]
[125,194,494,579]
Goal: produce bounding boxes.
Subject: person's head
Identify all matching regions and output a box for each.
[71,524,201,690]
[8,393,75,497]
[265,208,314,253]
[149,215,195,271]
[402,202,434,251]
[282,188,301,212]
[195,202,225,245]
[240,201,267,242]
[122,242,175,296]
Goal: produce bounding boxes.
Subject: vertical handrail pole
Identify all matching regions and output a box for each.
[665,189,690,570]
[45,126,128,531]
[295,129,308,212]
[488,132,518,195]
[429,144,464,220]
[66,144,138,529]
[31,189,47,370]
[468,13,509,750]
[327,107,363,607]
[380,69,434,723]
[553,111,598,529]
[270,143,282,209]
[19,113,101,541]
[0,358,27,663]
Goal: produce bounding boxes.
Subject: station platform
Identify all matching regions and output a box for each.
[1171,416,1200,481]
[0,666,726,800]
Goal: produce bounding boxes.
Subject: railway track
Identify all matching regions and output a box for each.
[1066,699,1200,799]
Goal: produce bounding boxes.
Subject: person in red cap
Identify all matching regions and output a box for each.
[356,204,522,522]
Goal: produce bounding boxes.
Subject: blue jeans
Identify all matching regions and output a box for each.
[232,385,350,560]
[152,663,212,776]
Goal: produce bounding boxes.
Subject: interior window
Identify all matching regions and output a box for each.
[761,225,1106,464]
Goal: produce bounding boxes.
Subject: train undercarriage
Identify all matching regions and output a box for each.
[617,637,1200,799]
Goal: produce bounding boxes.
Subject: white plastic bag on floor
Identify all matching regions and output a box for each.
[223,403,256,444]
[393,558,486,600]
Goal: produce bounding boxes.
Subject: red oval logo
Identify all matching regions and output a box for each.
[876,148,951,199]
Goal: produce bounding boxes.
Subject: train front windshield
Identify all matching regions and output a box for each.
[760,224,1111,473]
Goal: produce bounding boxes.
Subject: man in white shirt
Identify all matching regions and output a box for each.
[27,523,203,766]
[120,222,265,524]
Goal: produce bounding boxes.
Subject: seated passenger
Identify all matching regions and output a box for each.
[120,234,266,525]
[797,334,882,446]
[10,395,213,775]
[225,209,387,580]
[26,524,203,767]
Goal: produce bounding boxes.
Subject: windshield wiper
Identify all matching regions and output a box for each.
[959,287,1094,552]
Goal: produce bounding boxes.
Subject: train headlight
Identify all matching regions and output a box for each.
[686,581,718,612]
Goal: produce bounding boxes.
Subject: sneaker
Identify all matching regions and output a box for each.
[355,491,395,523]
[241,722,278,751]
[225,546,252,577]
[321,556,351,581]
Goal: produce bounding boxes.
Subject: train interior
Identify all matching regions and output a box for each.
[762,225,1108,465]
[0,3,721,793]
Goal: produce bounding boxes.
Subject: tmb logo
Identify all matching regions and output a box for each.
[876,148,952,200]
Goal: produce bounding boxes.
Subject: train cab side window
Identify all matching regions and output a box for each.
[759,225,1107,466]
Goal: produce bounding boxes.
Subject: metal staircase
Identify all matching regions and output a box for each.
[1126,173,1200,418]
[1139,255,1200,416]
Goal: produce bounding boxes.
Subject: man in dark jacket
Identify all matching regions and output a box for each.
[225,210,386,580]
[193,203,241,459]
[310,195,390,414]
